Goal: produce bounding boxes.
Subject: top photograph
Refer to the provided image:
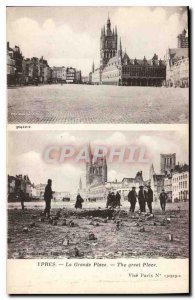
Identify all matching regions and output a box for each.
[7,6,189,124]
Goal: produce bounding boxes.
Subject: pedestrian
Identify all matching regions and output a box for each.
[159,188,168,211]
[18,189,25,210]
[111,192,116,208]
[106,191,112,208]
[128,186,137,213]
[43,179,53,218]
[75,193,84,209]
[138,186,146,212]
[146,185,153,214]
[116,191,121,208]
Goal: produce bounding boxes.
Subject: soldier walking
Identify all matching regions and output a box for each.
[145,185,153,214]
[116,191,121,208]
[128,186,137,213]
[138,186,146,212]
[159,188,168,211]
[43,179,53,218]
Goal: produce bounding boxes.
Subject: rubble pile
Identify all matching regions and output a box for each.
[7,205,189,259]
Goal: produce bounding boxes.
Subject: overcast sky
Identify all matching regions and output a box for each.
[7,6,188,75]
[8,129,188,194]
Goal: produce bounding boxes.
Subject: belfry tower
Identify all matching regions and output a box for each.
[86,145,107,187]
[100,16,118,70]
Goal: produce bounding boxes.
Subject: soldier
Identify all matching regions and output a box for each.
[111,192,116,208]
[18,189,25,210]
[43,179,53,218]
[146,185,153,214]
[128,186,137,213]
[159,188,168,211]
[75,193,84,209]
[138,186,146,212]
[106,191,112,208]
[116,191,121,208]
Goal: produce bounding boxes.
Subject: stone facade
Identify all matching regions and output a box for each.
[172,165,189,202]
[165,29,189,87]
[90,17,166,86]
[160,153,176,175]
[177,29,188,48]
[150,174,165,202]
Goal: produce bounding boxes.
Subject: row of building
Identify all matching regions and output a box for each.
[7,151,189,204]
[7,174,70,201]
[7,42,82,86]
[78,148,189,203]
[88,17,189,87]
[150,153,189,202]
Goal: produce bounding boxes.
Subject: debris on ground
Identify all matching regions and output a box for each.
[8,203,189,259]
[139,226,145,232]
[89,233,97,240]
[22,227,29,233]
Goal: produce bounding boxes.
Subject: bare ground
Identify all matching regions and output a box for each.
[7,202,189,259]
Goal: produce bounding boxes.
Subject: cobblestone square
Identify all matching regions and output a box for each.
[8,85,189,124]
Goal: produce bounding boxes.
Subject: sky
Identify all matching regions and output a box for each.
[8,129,188,194]
[6,6,188,75]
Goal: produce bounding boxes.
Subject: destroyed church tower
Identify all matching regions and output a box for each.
[86,145,107,187]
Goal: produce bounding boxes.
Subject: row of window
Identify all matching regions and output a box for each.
[172,180,188,191]
[172,173,188,182]
[122,68,165,77]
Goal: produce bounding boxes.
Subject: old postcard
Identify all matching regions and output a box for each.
[6,6,190,294]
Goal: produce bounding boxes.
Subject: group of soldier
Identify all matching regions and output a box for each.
[128,185,153,214]
[106,191,121,208]
[17,178,168,218]
[128,185,168,214]
[106,185,168,215]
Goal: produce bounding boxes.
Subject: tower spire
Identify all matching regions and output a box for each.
[106,13,111,34]
[92,61,95,73]
[119,37,122,57]
[88,143,92,164]
[115,26,117,36]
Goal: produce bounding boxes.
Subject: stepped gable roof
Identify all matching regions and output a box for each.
[106,51,166,67]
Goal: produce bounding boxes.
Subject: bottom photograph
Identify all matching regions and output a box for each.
[7,129,189,260]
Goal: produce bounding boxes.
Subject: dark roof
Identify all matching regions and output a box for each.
[153,174,164,181]
[174,163,189,173]
[8,175,16,181]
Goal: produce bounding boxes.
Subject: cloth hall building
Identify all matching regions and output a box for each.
[89,17,166,86]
